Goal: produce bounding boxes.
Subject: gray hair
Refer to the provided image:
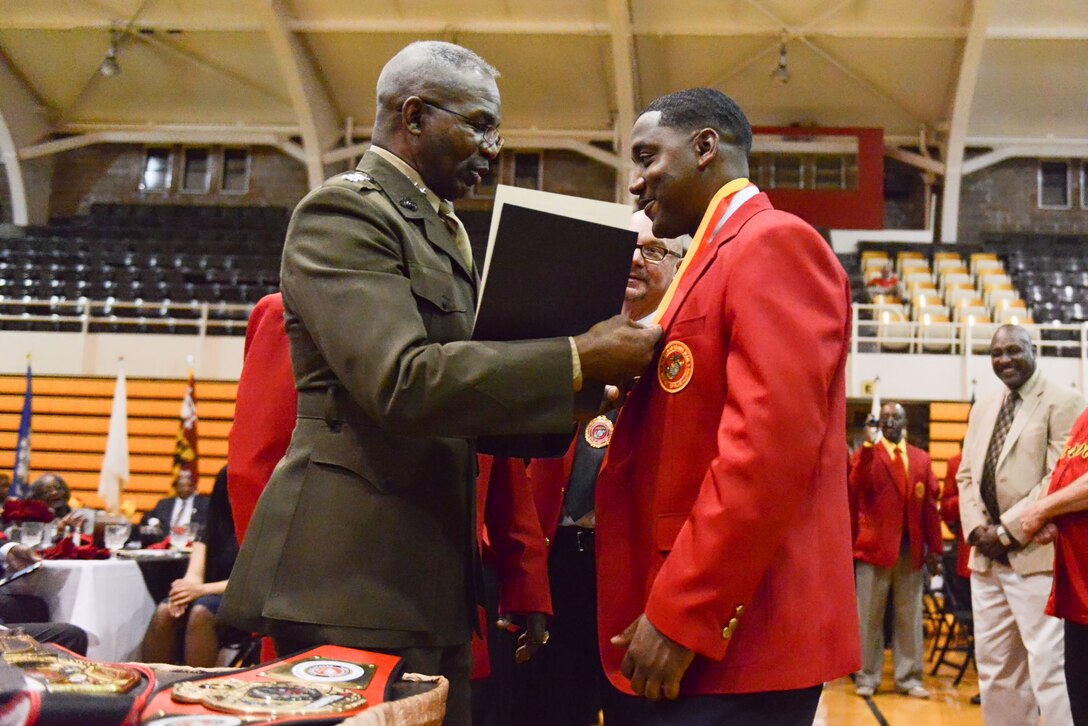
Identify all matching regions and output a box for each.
[376,41,499,109]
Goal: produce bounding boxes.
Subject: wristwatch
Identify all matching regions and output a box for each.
[995,524,1013,547]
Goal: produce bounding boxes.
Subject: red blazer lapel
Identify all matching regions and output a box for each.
[658,193,773,332]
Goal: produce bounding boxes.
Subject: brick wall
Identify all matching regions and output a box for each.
[48,145,310,219]
[883,158,928,230]
[958,158,1088,244]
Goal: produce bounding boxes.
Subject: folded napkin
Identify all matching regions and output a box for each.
[39,537,110,560]
[2,500,54,523]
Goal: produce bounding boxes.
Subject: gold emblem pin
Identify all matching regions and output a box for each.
[584,416,614,448]
[914,481,925,499]
[657,340,694,393]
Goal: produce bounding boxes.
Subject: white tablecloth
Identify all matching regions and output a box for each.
[25,559,156,662]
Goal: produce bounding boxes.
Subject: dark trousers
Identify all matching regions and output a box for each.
[471,565,519,726]
[0,594,48,624]
[17,622,89,656]
[273,634,472,726]
[1068,620,1088,726]
[601,683,824,726]
[510,525,604,726]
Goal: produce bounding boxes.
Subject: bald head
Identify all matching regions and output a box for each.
[990,324,1037,390]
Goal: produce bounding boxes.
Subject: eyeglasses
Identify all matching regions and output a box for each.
[636,243,682,264]
[421,100,504,152]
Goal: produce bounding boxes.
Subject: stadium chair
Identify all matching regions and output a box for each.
[876,307,911,352]
[948,288,982,311]
[918,313,956,353]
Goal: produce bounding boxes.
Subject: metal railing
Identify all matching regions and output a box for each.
[852,303,1088,358]
[0,297,254,337]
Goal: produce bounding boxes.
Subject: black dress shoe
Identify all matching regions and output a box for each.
[971,694,981,705]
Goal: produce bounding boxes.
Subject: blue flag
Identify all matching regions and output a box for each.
[8,364,32,499]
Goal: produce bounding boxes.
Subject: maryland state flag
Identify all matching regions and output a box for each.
[7,362,32,499]
[172,369,199,482]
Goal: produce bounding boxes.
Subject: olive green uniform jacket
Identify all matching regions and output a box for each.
[219,150,573,648]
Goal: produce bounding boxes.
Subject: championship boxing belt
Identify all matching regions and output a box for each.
[141,645,405,726]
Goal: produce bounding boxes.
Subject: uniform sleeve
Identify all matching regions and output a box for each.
[644,217,849,661]
[281,185,573,437]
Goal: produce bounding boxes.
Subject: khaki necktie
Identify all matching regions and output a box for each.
[980,391,1019,523]
[437,200,475,272]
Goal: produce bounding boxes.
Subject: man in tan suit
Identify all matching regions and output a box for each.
[958,324,1084,725]
[219,41,660,726]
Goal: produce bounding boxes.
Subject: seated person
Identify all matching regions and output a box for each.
[140,467,240,667]
[25,474,86,534]
[139,469,209,545]
[0,540,87,655]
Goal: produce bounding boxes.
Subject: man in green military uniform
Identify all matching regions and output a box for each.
[219,41,659,726]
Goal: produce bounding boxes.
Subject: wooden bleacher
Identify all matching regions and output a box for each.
[0,374,236,516]
[928,400,971,482]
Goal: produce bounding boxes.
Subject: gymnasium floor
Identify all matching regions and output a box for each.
[816,652,982,726]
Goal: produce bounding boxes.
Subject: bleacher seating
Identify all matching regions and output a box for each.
[0,204,288,335]
[845,235,1088,356]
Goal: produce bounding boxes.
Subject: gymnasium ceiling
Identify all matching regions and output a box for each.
[0,0,1086,191]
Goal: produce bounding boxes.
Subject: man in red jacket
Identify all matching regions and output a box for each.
[595,88,859,723]
[519,210,682,725]
[850,402,942,699]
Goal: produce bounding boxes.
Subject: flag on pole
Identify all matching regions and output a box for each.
[98,365,129,513]
[172,368,199,483]
[7,361,32,500]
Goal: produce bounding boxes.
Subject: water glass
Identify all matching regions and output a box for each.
[169,523,192,550]
[17,522,44,548]
[104,523,131,553]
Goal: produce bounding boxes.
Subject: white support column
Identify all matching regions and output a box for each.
[940,0,993,243]
[0,51,51,225]
[607,0,637,203]
[255,0,340,188]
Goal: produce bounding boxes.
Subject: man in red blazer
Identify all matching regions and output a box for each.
[940,451,971,579]
[849,403,942,699]
[595,88,859,723]
[517,210,682,725]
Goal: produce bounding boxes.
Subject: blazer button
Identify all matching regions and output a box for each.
[735,605,745,617]
[728,617,739,631]
[721,625,732,639]
[544,537,551,547]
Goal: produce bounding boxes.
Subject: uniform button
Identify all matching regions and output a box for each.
[544,537,551,547]
[728,617,739,630]
[735,605,745,617]
[721,626,731,639]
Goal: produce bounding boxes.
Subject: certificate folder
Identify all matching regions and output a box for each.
[473,185,637,457]
[472,186,636,342]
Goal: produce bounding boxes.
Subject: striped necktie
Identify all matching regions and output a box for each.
[980,391,1018,523]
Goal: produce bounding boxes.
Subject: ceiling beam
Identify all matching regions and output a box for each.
[0,49,52,225]
[885,146,945,176]
[607,0,637,201]
[963,142,1088,176]
[254,0,340,188]
[19,129,292,160]
[940,0,992,243]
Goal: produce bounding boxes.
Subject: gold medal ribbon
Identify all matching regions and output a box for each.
[652,177,752,324]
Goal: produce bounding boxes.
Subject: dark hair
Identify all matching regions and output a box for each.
[641,88,752,156]
[203,466,237,578]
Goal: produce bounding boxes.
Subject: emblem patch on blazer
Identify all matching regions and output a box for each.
[657,341,694,393]
[584,416,614,448]
[914,481,925,499]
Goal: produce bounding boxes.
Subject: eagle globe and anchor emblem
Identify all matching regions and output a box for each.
[657,340,694,393]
